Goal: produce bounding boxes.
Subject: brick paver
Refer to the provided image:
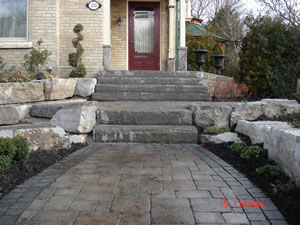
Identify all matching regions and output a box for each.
[0,144,287,225]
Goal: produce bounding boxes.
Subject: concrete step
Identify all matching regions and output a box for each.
[97,108,193,125]
[98,77,203,85]
[95,84,208,93]
[92,92,211,101]
[93,124,198,143]
[97,70,200,78]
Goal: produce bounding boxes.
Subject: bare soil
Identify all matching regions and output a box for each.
[203,142,300,225]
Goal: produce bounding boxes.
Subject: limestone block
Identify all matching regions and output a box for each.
[235,120,291,145]
[0,104,32,125]
[264,129,300,187]
[70,78,97,97]
[51,102,99,134]
[69,134,88,144]
[189,104,232,129]
[231,101,300,126]
[31,99,87,119]
[34,78,76,100]
[15,126,72,151]
[0,129,14,138]
[262,99,298,105]
[210,132,242,144]
[0,82,44,104]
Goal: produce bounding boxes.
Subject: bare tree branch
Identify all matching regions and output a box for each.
[256,0,300,27]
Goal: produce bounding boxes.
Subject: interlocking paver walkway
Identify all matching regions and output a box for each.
[0,144,287,225]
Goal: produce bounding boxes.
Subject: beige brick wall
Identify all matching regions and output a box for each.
[0,0,175,76]
[111,0,128,70]
[59,0,104,77]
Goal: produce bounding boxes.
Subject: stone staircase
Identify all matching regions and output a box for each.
[92,70,211,101]
[92,71,211,144]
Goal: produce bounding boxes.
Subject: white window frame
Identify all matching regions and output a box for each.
[0,0,31,48]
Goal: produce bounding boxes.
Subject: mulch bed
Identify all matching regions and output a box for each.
[0,144,86,200]
[203,142,300,225]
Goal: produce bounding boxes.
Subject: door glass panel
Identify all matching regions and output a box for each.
[134,10,155,53]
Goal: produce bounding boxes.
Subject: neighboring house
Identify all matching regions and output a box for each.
[0,0,188,77]
[186,22,227,56]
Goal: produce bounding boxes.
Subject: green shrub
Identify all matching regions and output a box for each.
[204,126,230,135]
[23,39,51,76]
[70,64,87,78]
[231,143,247,153]
[256,164,280,177]
[69,24,86,78]
[12,135,30,161]
[240,146,267,160]
[0,138,16,159]
[239,16,300,98]
[0,155,12,172]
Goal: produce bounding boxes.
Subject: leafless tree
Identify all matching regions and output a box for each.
[190,0,211,19]
[256,0,300,27]
[190,0,244,21]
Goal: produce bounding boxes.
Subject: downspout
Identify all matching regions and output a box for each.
[175,0,179,71]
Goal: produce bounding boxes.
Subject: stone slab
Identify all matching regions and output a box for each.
[0,83,44,105]
[34,78,76,101]
[0,105,31,125]
[30,99,86,119]
[93,125,198,144]
[70,78,97,97]
[235,120,291,144]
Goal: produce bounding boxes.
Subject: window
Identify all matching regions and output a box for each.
[0,0,27,39]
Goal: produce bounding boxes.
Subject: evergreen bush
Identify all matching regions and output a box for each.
[69,24,87,77]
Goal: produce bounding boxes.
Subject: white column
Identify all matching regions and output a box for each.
[168,0,176,59]
[103,0,111,70]
[103,0,111,46]
[179,0,186,47]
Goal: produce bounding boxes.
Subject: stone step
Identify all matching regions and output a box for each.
[92,92,211,101]
[93,124,198,143]
[30,99,87,119]
[95,84,208,93]
[97,70,200,78]
[97,108,193,125]
[98,77,203,85]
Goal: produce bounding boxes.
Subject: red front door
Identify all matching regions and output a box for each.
[129,2,160,70]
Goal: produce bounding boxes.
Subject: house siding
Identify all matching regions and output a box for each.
[0,0,175,77]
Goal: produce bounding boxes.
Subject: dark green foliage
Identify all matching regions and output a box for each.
[239,16,300,98]
[187,33,222,73]
[69,24,86,78]
[23,39,51,76]
[12,135,30,161]
[70,64,87,78]
[0,138,16,160]
[256,164,280,177]
[0,136,30,172]
[240,146,267,161]
[0,155,12,172]
[231,143,247,153]
[231,143,267,161]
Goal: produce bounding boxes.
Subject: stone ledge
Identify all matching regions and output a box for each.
[0,41,32,49]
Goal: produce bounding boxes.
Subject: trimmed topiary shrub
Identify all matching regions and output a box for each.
[69,24,87,78]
